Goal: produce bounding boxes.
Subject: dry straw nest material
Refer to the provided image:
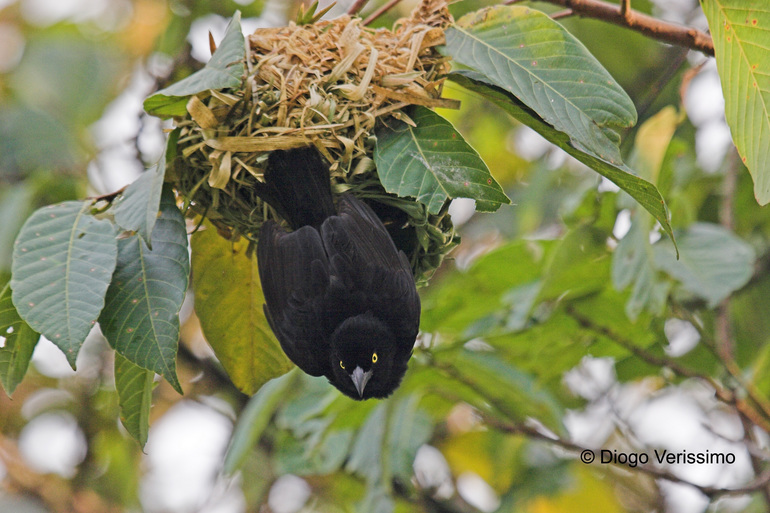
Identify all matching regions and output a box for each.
[171,0,459,283]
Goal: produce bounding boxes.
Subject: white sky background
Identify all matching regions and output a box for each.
[1,0,750,512]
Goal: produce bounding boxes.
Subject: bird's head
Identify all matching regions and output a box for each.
[329,311,407,400]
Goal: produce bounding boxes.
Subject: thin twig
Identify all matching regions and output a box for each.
[716,150,738,361]
[619,0,630,21]
[567,306,770,434]
[484,415,770,498]
[347,0,371,15]
[362,0,403,25]
[551,9,574,20]
[672,304,770,430]
[86,185,127,203]
[516,0,714,56]
[740,415,770,505]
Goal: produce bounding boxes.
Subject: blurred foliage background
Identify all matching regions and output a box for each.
[2,0,769,512]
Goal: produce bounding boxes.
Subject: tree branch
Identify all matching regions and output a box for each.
[567,306,770,434]
[348,0,371,15]
[483,415,770,498]
[519,0,714,56]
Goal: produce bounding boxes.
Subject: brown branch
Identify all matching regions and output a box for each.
[86,185,126,203]
[619,0,630,21]
[483,415,770,498]
[525,0,714,56]
[740,415,770,505]
[567,306,770,434]
[671,303,770,431]
[551,9,574,20]
[347,0,371,15]
[716,149,738,361]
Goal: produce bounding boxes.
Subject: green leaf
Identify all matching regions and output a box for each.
[612,214,669,320]
[0,183,35,272]
[420,240,545,335]
[8,36,123,126]
[446,5,637,164]
[357,486,394,513]
[114,352,154,447]
[11,201,118,366]
[0,105,79,173]
[385,394,432,482]
[99,188,189,393]
[538,226,610,302]
[653,222,755,307]
[435,349,563,430]
[113,151,167,247]
[144,11,245,117]
[191,220,293,395]
[449,72,676,251]
[374,106,510,214]
[700,0,770,204]
[611,107,680,319]
[0,283,39,394]
[346,394,431,488]
[224,370,298,474]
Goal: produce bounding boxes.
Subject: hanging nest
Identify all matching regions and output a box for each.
[169,0,459,284]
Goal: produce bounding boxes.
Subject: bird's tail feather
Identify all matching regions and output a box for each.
[258,147,336,230]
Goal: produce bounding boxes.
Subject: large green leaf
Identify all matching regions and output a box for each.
[701,0,770,204]
[144,11,245,118]
[113,151,167,247]
[653,222,755,307]
[0,283,39,394]
[224,370,299,474]
[99,188,189,393]
[0,105,79,174]
[538,225,609,302]
[612,107,679,319]
[420,240,545,335]
[346,394,432,485]
[114,352,154,447]
[0,183,35,272]
[450,72,676,251]
[446,5,637,165]
[190,221,293,395]
[11,201,118,366]
[612,214,670,320]
[374,106,510,214]
[437,348,563,431]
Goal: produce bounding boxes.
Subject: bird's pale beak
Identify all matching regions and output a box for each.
[350,366,373,397]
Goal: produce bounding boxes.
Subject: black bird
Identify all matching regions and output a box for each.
[256,147,420,399]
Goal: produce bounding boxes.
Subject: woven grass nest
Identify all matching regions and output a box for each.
[171,0,459,284]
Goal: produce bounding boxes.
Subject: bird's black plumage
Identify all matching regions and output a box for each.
[256,147,420,400]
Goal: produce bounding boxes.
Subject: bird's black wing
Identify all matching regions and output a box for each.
[320,194,420,346]
[257,220,332,377]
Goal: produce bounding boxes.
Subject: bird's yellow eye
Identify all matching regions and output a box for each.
[339,361,345,370]
[372,352,378,363]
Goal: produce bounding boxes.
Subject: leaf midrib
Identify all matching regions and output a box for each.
[136,234,176,385]
[65,203,90,350]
